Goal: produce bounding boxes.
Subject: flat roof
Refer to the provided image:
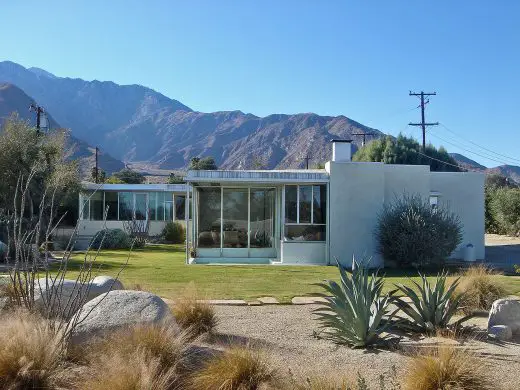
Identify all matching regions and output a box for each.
[185,169,329,183]
[81,182,189,192]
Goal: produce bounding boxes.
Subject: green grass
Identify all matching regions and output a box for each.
[54,244,520,303]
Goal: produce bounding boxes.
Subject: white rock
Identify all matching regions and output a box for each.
[488,298,520,334]
[70,290,176,343]
[488,325,513,341]
[87,276,124,301]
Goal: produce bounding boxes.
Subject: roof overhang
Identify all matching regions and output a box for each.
[81,182,190,192]
[185,170,329,184]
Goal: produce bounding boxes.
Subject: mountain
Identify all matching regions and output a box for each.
[0,83,124,175]
[0,61,381,169]
[450,153,520,184]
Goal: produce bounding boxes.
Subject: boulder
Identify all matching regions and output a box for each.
[488,298,520,334]
[70,290,176,343]
[488,325,513,341]
[87,276,124,301]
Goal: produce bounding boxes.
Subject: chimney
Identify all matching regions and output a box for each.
[331,139,352,162]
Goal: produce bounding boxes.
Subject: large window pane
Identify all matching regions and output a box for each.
[285,186,297,223]
[135,193,147,220]
[175,195,186,220]
[299,186,312,223]
[79,192,90,220]
[312,185,326,224]
[90,192,104,221]
[222,188,248,248]
[148,192,157,221]
[156,192,165,221]
[284,225,326,242]
[105,192,118,221]
[250,189,274,248]
[119,192,133,220]
[197,188,221,248]
[165,202,173,221]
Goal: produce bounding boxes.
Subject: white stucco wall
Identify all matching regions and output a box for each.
[281,242,327,264]
[77,220,190,239]
[430,172,485,260]
[383,165,430,204]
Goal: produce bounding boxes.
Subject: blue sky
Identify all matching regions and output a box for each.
[1,1,519,167]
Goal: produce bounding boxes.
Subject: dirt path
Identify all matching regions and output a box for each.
[211,305,520,389]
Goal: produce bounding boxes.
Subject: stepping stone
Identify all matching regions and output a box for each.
[257,297,279,305]
[291,296,328,305]
[205,299,247,306]
[247,301,262,306]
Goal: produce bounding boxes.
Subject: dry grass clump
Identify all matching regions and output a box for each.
[171,284,218,337]
[288,376,360,390]
[456,265,507,314]
[402,346,492,390]
[81,323,190,390]
[189,346,277,390]
[0,310,68,390]
[80,350,179,390]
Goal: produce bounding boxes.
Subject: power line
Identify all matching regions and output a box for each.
[408,91,439,151]
[438,122,520,165]
[412,149,476,172]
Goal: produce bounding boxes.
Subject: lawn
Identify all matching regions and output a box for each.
[59,244,520,303]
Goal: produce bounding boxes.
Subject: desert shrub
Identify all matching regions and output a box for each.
[456,265,507,314]
[162,221,186,244]
[313,259,397,348]
[403,346,492,390]
[189,346,277,390]
[488,187,520,236]
[393,272,465,334]
[376,194,463,268]
[0,310,68,389]
[172,284,217,337]
[90,228,132,249]
[80,350,179,390]
[289,368,401,390]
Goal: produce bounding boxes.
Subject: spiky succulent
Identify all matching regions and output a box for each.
[313,259,397,348]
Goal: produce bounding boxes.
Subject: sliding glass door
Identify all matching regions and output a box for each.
[222,188,249,257]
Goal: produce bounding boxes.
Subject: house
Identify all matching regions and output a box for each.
[77,183,190,243]
[185,140,485,266]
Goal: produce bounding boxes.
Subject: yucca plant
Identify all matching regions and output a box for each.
[393,272,467,334]
[313,259,397,348]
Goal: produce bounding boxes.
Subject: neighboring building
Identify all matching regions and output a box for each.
[185,140,485,267]
[77,183,190,240]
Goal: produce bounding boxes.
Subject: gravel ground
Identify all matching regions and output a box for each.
[210,305,520,389]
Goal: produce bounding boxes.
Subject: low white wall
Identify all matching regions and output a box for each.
[430,172,485,260]
[281,241,327,264]
[77,220,191,240]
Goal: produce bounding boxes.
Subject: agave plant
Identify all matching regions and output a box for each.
[392,272,466,333]
[313,259,397,348]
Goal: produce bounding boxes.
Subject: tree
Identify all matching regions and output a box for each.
[110,168,145,184]
[353,134,460,172]
[188,157,217,170]
[0,115,79,237]
[167,173,185,184]
[90,167,106,183]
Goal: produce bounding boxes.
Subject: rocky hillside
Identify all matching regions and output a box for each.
[450,153,520,184]
[0,61,382,169]
[0,83,124,175]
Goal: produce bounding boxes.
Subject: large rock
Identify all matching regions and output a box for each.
[34,275,124,318]
[488,325,513,341]
[70,290,176,343]
[488,298,520,334]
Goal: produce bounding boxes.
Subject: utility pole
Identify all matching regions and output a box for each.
[94,147,99,183]
[302,155,311,169]
[29,103,45,134]
[408,91,439,151]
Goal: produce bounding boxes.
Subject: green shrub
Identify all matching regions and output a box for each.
[90,229,132,249]
[376,194,463,268]
[489,187,520,236]
[162,222,186,244]
[313,259,397,348]
[392,272,465,334]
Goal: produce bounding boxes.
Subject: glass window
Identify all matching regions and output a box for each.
[119,192,133,220]
[148,192,157,221]
[284,225,326,242]
[156,192,165,221]
[250,189,275,248]
[222,188,249,248]
[197,188,221,248]
[175,195,186,220]
[80,192,90,220]
[90,192,104,221]
[299,186,312,223]
[285,186,297,223]
[105,192,118,221]
[312,185,326,224]
[135,193,148,220]
[165,201,173,221]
